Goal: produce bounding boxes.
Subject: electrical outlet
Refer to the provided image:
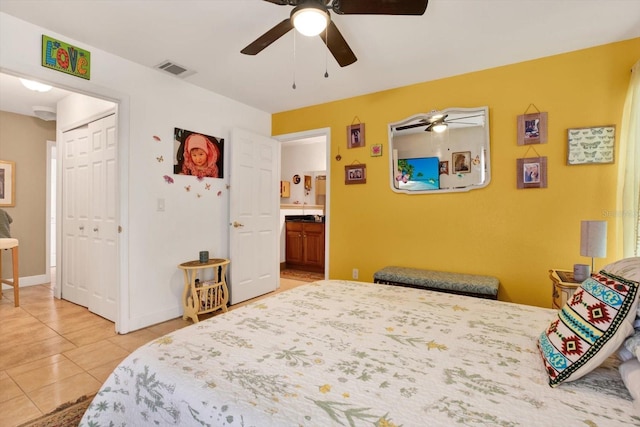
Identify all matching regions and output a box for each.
[352,268,359,279]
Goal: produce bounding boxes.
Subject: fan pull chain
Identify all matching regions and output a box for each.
[324,25,329,78]
[292,30,297,89]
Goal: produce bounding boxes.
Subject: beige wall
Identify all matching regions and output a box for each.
[0,110,56,278]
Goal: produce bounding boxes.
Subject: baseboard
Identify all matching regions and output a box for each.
[1,273,48,289]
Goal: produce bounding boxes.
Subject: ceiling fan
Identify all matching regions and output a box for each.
[241,0,429,67]
[395,113,486,133]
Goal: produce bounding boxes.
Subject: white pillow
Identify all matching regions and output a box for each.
[619,345,635,362]
[602,257,640,282]
[624,329,640,359]
[619,359,640,401]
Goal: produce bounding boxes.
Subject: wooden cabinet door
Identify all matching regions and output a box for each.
[285,222,304,265]
[303,223,325,270]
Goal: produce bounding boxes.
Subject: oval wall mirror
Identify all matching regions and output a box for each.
[388,106,491,194]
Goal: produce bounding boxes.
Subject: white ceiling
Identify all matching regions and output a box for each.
[1,0,639,118]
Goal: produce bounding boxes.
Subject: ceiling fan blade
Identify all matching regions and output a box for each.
[262,0,294,5]
[319,21,357,67]
[450,121,481,126]
[394,122,427,131]
[333,0,428,15]
[446,114,484,122]
[241,19,293,55]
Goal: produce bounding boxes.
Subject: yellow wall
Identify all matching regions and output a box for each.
[272,39,640,308]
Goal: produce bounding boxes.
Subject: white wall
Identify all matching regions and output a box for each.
[0,12,272,332]
[281,141,326,204]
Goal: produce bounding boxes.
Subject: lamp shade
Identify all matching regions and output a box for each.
[580,220,607,258]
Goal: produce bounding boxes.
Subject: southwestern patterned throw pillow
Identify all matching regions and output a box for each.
[538,271,639,387]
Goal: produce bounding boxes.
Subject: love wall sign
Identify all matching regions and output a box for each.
[41,35,91,80]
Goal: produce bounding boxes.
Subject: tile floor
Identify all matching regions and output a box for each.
[0,275,307,426]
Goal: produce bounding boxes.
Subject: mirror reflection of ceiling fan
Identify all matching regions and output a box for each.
[241,0,429,67]
[395,112,486,133]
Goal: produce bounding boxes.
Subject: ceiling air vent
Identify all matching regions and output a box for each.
[155,60,196,78]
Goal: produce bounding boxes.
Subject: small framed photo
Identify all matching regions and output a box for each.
[452,151,471,174]
[345,164,366,185]
[347,123,365,149]
[517,112,548,145]
[517,157,547,189]
[439,161,449,175]
[370,144,382,157]
[567,125,615,165]
[0,160,15,207]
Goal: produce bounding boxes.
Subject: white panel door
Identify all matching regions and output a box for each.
[61,126,91,307]
[229,128,279,304]
[87,114,118,321]
[61,114,117,321]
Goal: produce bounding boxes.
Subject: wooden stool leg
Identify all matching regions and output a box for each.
[12,246,19,307]
[0,249,3,301]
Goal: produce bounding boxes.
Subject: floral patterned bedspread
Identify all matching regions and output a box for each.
[81,280,638,426]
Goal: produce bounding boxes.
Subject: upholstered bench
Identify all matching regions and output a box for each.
[373,266,499,300]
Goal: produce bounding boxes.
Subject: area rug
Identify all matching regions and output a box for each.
[18,394,94,427]
[281,269,324,282]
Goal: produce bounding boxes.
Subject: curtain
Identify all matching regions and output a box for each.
[618,59,640,257]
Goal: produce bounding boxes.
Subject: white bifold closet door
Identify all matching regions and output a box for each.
[61,113,117,321]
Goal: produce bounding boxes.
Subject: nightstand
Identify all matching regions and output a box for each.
[549,269,582,309]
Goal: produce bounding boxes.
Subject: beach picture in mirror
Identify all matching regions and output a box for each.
[395,157,439,190]
[345,164,366,184]
[517,112,548,145]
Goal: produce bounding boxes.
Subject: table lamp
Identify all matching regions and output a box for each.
[580,220,607,272]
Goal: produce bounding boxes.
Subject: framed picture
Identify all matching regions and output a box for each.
[516,157,548,189]
[567,125,615,165]
[174,127,225,178]
[517,112,548,145]
[439,160,449,175]
[345,164,366,184]
[452,151,471,174]
[370,144,382,157]
[347,123,365,148]
[0,160,15,207]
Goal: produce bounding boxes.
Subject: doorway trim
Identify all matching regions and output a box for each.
[274,127,331,278]
[1,66,131,333]
[45,140,55,287]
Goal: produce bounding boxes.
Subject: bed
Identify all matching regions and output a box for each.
[81,273,640,426]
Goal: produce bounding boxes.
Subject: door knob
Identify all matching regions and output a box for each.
[232,221,244,228]
[93,227,99,232]
[79,226,84,231]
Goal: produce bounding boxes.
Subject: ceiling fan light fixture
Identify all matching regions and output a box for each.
[432,123,448,133]
[291,3,329,37]
[32,106,56,121]
[19,78,52,92]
